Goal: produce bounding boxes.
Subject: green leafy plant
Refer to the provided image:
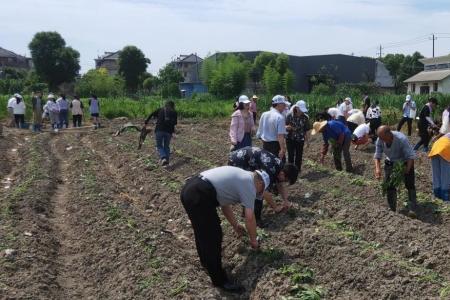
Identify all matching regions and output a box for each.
[382,162,405,196]
[169,277,188,297]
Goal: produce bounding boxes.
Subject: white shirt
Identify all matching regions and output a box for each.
[353,123,370,138]
[256,108,287,142]
[440,109,450,135]
[338,102,352,117]
[12,101,26,115]
[7,97,16,108]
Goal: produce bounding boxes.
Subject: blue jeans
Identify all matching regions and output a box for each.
[431,156,450,201]
[59,109,68,128]
[155,131,172,161]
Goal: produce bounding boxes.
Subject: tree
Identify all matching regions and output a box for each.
[118,45,150,92]
[75,68,124,97]
[381,53,405,92]
[158,64,183,98]
[381,52,424,93]
[263,65,282,95]
[251,52,277,84]
[282,69,295,94]
[29,31,80,90]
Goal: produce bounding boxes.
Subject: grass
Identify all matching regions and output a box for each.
[256,247,285,262]
[169,277,188,297]
[138,274,162,291]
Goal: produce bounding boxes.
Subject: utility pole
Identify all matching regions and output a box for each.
[377,45,383,59]
[431,33,437,57]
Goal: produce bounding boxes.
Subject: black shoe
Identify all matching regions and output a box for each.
[220,281,244,293]
[161,159,169,166]
[256,220,266,228]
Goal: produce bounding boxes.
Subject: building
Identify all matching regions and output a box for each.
[208,51,394,93]
[404,55,450,94]
[172,53,207,97]
[95,51,120,75]
[0,46,33,71]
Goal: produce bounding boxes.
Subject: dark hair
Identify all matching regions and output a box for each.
[165,100,175,110]
[282,163,299,185]
[429,97,438,105]
[316,111,331,121]
[272,104,278,108]
[336,98,343,105]
[60,93,66,99]
[74,95,80,100]
[91,94,97,99]
[236,102,245,110]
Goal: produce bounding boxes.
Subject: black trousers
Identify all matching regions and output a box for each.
[347,121,358,133]
[369,118,382,135]
[414,129,431,151]
[286,139,305,174]
[333,135,353,172]
[262,141,280,157]
[14,114,25,128]
[73,115,82,127]
[397,117,413,136]
[180,177,227,287]
[384,162,416,211]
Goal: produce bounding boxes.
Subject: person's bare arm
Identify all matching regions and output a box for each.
[244,208,258,249]
[263,191,283,212]
[278,182,291,208]
[278,134,286,159]
[221,205,244,235]
[374,159,382,180]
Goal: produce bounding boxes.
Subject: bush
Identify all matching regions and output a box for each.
[75,68,124,97]
[311,83,333,95]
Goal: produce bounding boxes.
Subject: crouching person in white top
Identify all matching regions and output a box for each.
[180,166,270,293]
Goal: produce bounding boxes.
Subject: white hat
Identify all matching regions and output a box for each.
[47,93,55,99]
[344,97,352,103]
[406,95,411,102]
[295,100,308,113]
[13,93,22,99]
[238,95,251,104]
[272,95,289,105]
[327,107,339,118]
[256,170,270,190]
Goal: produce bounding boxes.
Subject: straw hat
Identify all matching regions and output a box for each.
[311,121,327,135]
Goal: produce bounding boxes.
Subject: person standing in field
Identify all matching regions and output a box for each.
[413,97,438,152]
[428,133,450,202]
[374,126,417,213]
[397,95,416,136]
[180,166,270,293]
[57,94,69,128]
[346,108,365,133]
[143,100,178,166]
[44,93,60,132]
[312,120,353,172]
[351,123,371,150]
[250,95,258,123]
[362,95,371,119]
[7,94,21,127]
[31,91,43,132]
[89,94,100,129]
[366,100,382,141]
[229,95,254,151]
[70,95,84,127]
[228,146,299,225]
[286,100,310,174]
[12,94,26,128]
[337,97,353,124]
[256,95,289,159]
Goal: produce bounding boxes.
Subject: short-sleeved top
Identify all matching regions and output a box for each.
[89,98,100,114]
[402,101,416,118]
[286,113,310,142]
[228,146,283,187]
[256,108,287,142]
[418,104,432,131]
[322,120,352,145]
[353,124,370,138]
[440,109,450,135]
[366,106,381,119]
[374,131,416,162]
[200,166,256,210]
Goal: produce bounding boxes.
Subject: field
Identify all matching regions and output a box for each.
[1,117,450,299]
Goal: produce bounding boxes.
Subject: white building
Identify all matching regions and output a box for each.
[404,54,450,94]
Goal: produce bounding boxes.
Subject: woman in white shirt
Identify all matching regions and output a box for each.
[12,96,26,128]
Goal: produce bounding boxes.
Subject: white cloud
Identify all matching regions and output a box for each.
[1,0,450,74]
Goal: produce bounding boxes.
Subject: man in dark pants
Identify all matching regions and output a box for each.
[256,95,289,159]
[228,147,299,225]
[397,95,416,136]
[414,97,438,152]
[180,166,269,293]
[312,120,353,172]
[374,126,417,214]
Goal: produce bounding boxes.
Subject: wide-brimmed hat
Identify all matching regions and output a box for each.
[295,100,308,113]
[344,97,352,103]
[13,93,22,99]
[256,170,270,190]
[238,95,251,104]
[47,93,55,99]
[311,121,327,135]
[252,95,258,100]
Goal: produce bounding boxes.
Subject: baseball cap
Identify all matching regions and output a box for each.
[406,95,411,102]
[256,170,270,190]
[238,95,251,104]
[13,93,22,99]
[295,100,308,113]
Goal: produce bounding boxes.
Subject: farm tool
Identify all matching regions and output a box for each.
[114,122,152,150]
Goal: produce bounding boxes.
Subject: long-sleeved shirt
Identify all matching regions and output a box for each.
[402,101,416,118]
[57,98,69,110]
[440,108,450,135]
[249,101,257,114]
[145,107,178,134]
[256,108,286,142]
[374,131,416,162]
[229,110,254,144]
[418,104,435,131]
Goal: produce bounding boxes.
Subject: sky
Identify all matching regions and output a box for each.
[2,0,450,74]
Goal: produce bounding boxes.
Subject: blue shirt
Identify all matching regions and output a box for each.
[256,108,287,142]
[402,101,416,118]
[374,131,416,162]
[322,120,351,145]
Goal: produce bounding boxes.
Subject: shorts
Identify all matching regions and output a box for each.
[91,113,99,117]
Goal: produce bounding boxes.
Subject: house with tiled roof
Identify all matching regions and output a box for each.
[95,51,120,75]
[404,55,450,94]
[0,47,33,70]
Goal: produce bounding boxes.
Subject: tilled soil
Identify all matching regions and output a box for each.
[1,120,450,299]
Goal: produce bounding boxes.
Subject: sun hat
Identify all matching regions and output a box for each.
[13,93,22,99]
[255,170,270,190]
[47,93,55,99]
[311,121,328,135]
[238,95,251,104]
[344,97,352,103]
[272,95,289,105]
[295,100,308,113]
[252,95,258,100]
[406,95,411,102]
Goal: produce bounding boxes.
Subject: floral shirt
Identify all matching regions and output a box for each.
[228,146,283,187]
[286,114,310,142]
